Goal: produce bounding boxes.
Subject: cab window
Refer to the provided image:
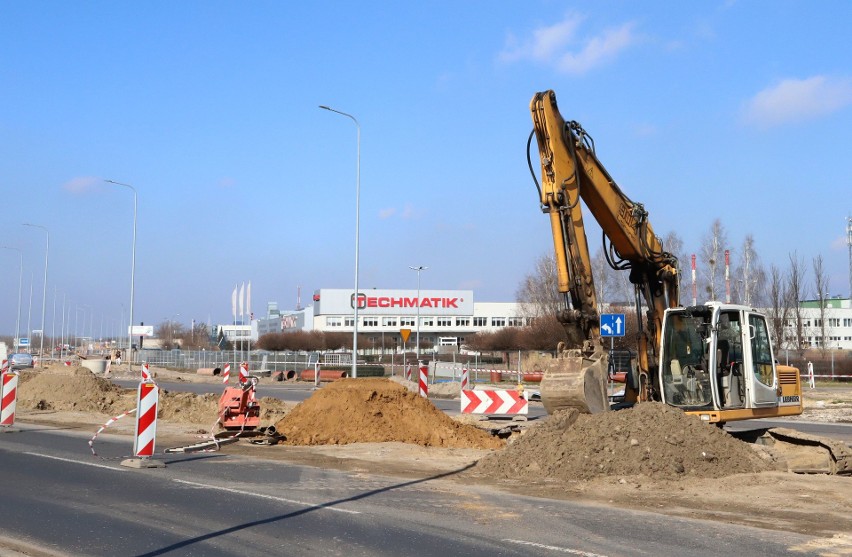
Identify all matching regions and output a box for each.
[748,314,774,387]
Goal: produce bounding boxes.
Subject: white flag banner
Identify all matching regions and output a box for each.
[231,285,238,321]
[239,282,245,318]
[246,281,252,321]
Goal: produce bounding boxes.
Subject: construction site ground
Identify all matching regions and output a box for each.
[10,363,852,552]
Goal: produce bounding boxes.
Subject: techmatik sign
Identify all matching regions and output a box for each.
[313,289,474,316]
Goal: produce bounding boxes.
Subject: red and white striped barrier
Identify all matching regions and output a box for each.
[461,389,528,415]
[418,361,428,398]
[133,381,159,457]
[1,370,20,426]
[64,361,71,367]
[89,407,137,456]
[222,363,231,384]
[461,367,469,390]
[239,362,249,384]
[405,362,412,381]
[141,361,151,382]
[1,359,7,372]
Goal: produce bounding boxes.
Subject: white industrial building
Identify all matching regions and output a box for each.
[250,288,529,350]
[777,297,852,351]
[244,289,852,353]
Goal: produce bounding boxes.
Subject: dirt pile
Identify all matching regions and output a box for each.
[15,367,292,427]
[274,378,504,449]
[17,367,134,413]
[474,402,770,481]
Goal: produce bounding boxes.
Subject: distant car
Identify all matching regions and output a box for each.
[8,353,34,370]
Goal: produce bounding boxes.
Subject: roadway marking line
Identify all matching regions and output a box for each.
[23,452,127,472]
[503,539,610,557]
[172,479,361,514]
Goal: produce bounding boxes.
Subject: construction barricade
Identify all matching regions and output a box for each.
[120,378,165,468]
[461,388,528,416]
[418,361,428,398]
[1,366,19,427]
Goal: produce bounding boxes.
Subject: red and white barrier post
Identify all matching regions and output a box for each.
[405,362,412,382]
[418,361,428,398]
[121,378,165,468]
[239,362,249,385]
[141,361,151,382]
[222,362,231,384]
[461,367,469,391]
[1,368,19,427]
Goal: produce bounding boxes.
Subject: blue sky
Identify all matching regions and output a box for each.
[1,1,851,339]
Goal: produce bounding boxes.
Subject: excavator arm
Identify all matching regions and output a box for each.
[529,90,680,412]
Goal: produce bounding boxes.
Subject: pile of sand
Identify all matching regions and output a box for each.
[474,402,769,481]
[274,378,504,449]
[15,367,292,427]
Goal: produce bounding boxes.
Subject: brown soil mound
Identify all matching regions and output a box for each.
[17,368,134,413]
[15,368,292,427]
[474,402,769,481]
[274,378,504,449]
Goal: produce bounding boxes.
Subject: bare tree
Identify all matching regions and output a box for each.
[733,234,767,306]
[786,252,807,355]
[515,253,563,319]
[662,230,686,303]
[699,219,729,302]
[812,254,830,354]
[766,264,790,354]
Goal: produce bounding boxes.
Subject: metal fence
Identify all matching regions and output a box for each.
[132,350,316,372]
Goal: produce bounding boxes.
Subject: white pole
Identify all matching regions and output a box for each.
[320,105,361,379]
[409,266,427,359]
[23,224,49,362]
[105,180,137,371]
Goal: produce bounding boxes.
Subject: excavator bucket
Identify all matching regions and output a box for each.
[539,349,609,415]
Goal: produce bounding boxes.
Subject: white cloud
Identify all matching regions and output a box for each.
[379,207,396,219]
[499,14,637,75]
[744,76,852,128]
[62,176,100,194]
[555,23,636,75]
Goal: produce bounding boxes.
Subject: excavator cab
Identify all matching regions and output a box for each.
[659,302,802,422]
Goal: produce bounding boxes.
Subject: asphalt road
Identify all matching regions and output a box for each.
[0,424,827,557]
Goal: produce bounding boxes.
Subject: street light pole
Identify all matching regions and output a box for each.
[23,223,48,363]
[1,246,23,349]
[319,105,361,379]
[409,266,428,360]
[105,180,138,370]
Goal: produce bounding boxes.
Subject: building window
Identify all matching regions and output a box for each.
[344,317,354,327]
[473,317,488,327]
[327,317,342,327]
[421,317,434,327]
[507,317,524,327]
[363,317,378,327]
[437,318,452,327]
[492,317,506,327]
[456,318,470,327]
[382,317,398,327]
[400,317,415,327]
[843,318,852,327]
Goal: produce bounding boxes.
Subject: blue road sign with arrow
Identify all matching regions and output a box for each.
[600,314,625,337]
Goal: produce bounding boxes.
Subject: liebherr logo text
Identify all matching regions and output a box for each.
[351,296,461,309]
[781,395,800,403]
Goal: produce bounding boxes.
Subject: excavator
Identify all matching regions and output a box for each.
[528,90,850,473]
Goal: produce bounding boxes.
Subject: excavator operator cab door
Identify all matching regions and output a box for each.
[743,311,779,407]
